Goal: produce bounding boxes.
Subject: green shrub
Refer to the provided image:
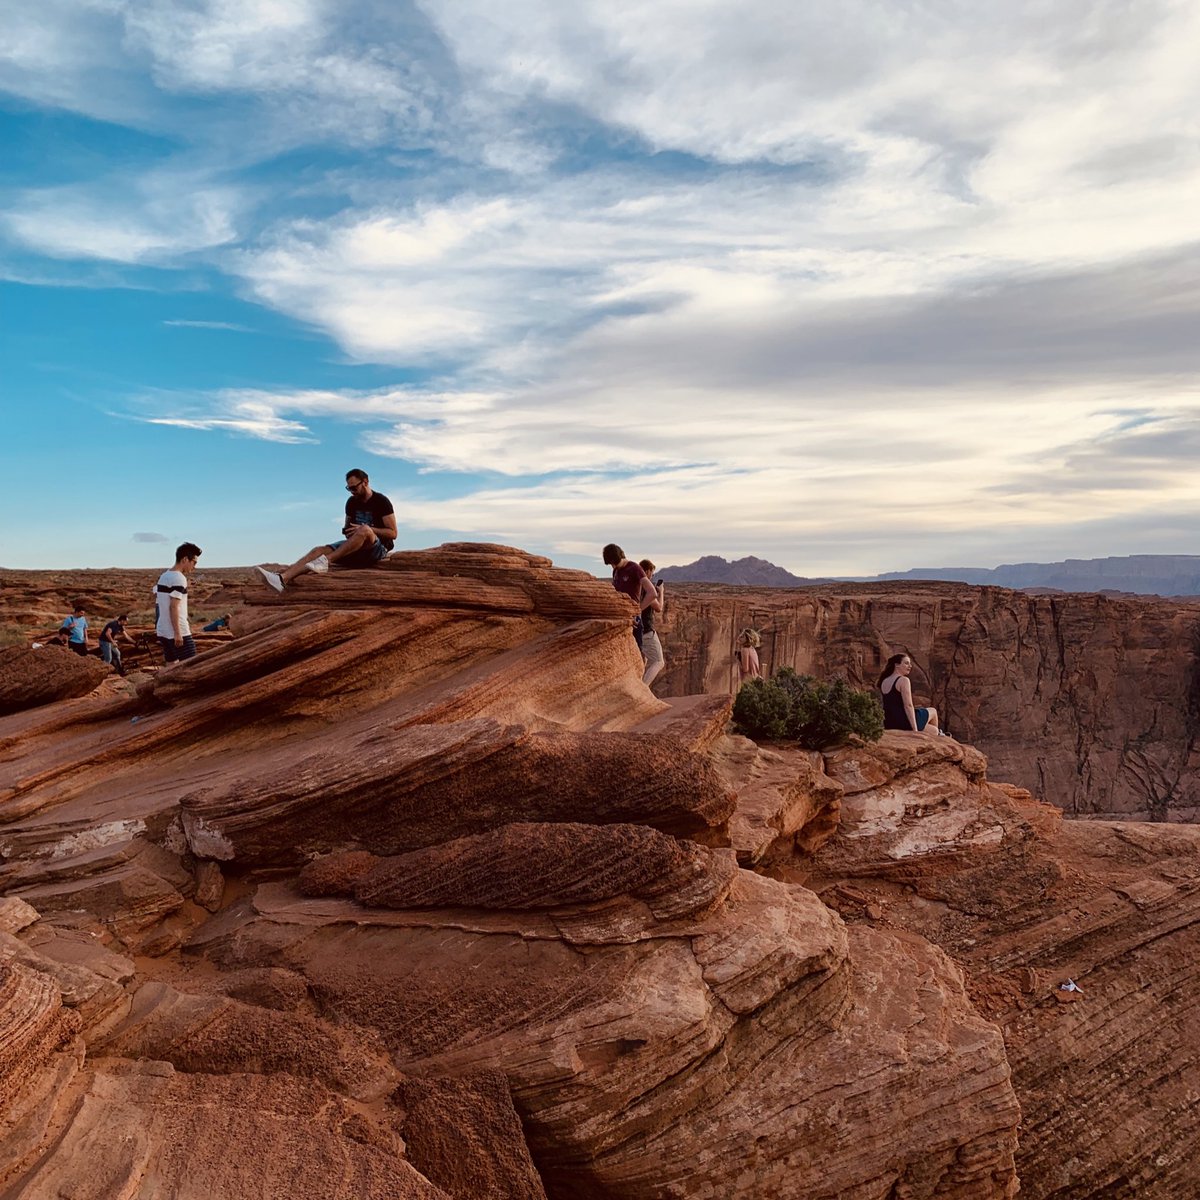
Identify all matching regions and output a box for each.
[731,677,792,741]
[733,668,883,749]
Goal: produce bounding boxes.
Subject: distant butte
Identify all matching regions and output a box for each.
[1,543,1199,1197]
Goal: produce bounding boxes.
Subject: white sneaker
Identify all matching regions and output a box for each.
[306,554,329,574]
[256,566,285,593]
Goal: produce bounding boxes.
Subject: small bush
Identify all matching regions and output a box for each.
[733,668,883,749]
[731,677,792,741]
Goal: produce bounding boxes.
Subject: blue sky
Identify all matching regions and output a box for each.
[2,0,1198,574]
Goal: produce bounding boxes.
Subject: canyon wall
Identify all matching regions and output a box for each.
[656,581,1200,820]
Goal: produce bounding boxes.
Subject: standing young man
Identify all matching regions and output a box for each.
[257,469,397,592]
[601,544,658,653]
[59,603,89,657]
[156,542,202,663]
[99,613,133,676]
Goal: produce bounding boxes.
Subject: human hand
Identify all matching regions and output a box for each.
[174,635,183,647]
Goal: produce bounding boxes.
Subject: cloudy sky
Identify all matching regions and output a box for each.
[2,0,1198,574]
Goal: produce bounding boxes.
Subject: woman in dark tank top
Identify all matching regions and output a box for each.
[877,653,942,735]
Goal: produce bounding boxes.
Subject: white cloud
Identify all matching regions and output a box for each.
[141,397,316,443]
[2,171,240,263]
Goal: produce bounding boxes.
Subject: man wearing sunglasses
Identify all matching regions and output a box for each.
[257,469,397,592]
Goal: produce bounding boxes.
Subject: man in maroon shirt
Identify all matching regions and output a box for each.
[602,543,657,649]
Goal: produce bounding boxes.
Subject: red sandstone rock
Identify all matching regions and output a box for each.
[346,822,735,919]
[787,735,1200,1199]
[180,721,735,866]
[397,1069,549,1200]
[0,646,110,716]
[2,1064,450,1199]
[96,980,398,1101]
[5,545,1198,1197]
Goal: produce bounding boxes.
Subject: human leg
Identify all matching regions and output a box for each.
[642,631,664,686]
[69,642,88,657]
[325,527,377,568]
[112,646,125,675]
[99,642,114,665]
[280,544,339,586]
[158,636,196,663]
[924,706,940,733]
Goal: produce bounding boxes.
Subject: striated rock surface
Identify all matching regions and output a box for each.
[3,542,1198,1196]
[0,646,111,715]
[784,731,1200,1199]
[657,580,1200,818]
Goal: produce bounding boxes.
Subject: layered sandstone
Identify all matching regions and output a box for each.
[0,544,1195,1197]
[656,580,1200,819]
[780,731,1200,1199]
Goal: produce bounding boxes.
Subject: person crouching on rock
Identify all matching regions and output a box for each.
[637,558,665,686]
[878,652,942,736]
[156,543,202,663]
[602,544,657,657]
[99,613,133,676]
[257,468,397,592]
[59,602,90,657]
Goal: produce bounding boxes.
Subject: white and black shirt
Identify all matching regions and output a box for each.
[155,570,190,638]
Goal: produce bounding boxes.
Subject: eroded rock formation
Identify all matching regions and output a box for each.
[0,543,1196,1197]
[657,580,1200,819]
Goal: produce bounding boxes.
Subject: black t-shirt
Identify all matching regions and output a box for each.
[345,491,396,550]
[101,619,124,643]
[641,579,658,632]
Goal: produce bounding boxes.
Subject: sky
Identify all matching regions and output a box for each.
[2,0,1198,576]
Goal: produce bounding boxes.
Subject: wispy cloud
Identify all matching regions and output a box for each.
[162,319,254,332]
[2,170,241,263]
[132,531,170,544]
[138,396,317,444]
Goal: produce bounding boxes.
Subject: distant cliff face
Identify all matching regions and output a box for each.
[656,581,1200,820]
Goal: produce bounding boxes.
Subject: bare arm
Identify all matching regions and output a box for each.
[169,597,184,643]
[638,576,661,612]
[897,676,919,731]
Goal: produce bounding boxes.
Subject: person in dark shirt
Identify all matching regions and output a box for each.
[257,469,398,592]
[877,652,942,735]
[602,543,657,653]
[99,614,132,676]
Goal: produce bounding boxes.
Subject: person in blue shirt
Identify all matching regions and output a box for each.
[59,603,89,657]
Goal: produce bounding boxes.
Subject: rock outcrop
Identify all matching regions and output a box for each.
[657,580,1200,819]
[1,543,1197,1197]
[0,645,110,715]
[783,731,1200,1199]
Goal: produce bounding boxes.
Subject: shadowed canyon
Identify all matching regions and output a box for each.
[1,550,1199,1198]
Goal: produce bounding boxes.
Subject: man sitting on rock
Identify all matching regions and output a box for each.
[257,469,397,592]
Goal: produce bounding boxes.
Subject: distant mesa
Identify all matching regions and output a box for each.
[659,553,1200,597]
[657,555,827,587]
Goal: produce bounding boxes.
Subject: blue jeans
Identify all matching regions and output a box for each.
[100,642,124,674]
